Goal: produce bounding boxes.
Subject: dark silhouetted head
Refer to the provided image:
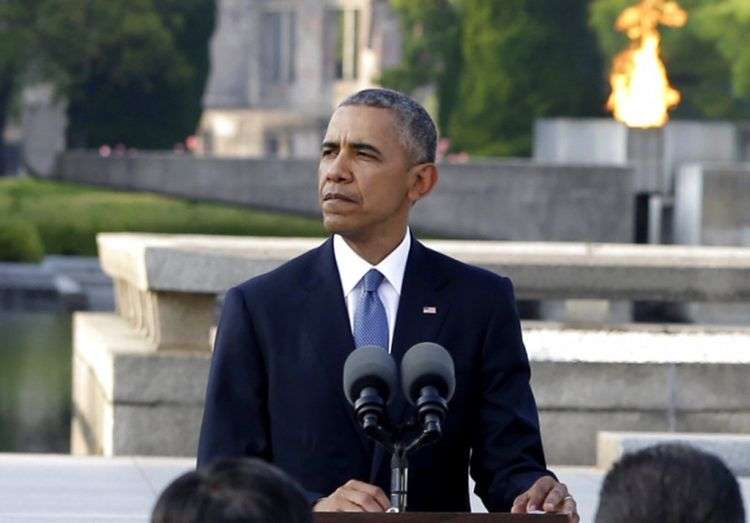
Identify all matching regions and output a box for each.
[151,458,312,523]
[595,443,745,523]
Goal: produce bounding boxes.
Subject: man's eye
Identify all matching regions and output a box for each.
[357,151,374,159]
[321,149,334,157]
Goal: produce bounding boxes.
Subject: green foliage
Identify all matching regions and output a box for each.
[0,218,45,262]
[0,0,215,155]
[380,0,463,134]
[32,0,215,148]
[0,2,31,67]
[387,0,750,157]
[691,0,750,99]
[0,178,326,257]
[448,0,607,157]
[0,1,42,91]
[590,0,750,120]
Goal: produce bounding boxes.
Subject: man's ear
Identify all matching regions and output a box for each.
[407,163,438,205]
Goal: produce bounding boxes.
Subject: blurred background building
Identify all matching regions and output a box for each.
[199,0,402,158]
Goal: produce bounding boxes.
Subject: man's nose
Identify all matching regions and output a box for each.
[323,152,352,182]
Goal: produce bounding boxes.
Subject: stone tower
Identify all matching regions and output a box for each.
[199,0,402,158]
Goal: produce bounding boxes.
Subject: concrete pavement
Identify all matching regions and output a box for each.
[1,454,748,522]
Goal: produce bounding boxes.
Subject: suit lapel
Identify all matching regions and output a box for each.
[370,237,452,484]
[300,238,371,457]
[390,238,452,423]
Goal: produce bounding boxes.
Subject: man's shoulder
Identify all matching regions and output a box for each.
[230,239,329,298]
[420,241,512,293]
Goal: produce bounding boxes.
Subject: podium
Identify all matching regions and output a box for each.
[315,514,568,522]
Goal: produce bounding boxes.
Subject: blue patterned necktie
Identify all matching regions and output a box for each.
[353,269,389,351]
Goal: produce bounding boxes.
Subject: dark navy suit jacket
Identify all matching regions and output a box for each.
[197,236,552,511]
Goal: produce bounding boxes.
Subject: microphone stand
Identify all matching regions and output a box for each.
[389,443,408,512]
[354,389,448,512]
[389,429,441,511]
[364,417,444,512]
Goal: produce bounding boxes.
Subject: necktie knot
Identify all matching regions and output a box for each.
[363,269,384,293]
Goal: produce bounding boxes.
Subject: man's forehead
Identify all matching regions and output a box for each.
[324,105,397,142]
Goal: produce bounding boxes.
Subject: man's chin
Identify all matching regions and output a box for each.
[322,216,351,235]
[323,217,369,241]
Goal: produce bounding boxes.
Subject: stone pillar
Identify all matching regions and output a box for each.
[71,235,221,456]
[71,312,211,456]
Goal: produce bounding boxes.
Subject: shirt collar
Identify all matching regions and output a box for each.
[333,228,411,297]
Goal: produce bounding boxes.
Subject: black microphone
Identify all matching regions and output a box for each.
[343,345,397,432]
[400,342,455,438]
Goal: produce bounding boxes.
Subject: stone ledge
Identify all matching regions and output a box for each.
[597,431,750,476]
[96,233,750,301]
[93,234,750,355]
[524,321,750,363]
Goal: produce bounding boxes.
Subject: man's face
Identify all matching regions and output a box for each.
[318,105,413,240]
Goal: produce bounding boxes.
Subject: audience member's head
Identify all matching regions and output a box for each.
[151,458,312,523]
[595,443,745,523]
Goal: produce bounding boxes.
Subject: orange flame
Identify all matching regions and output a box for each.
[607,0,687,128]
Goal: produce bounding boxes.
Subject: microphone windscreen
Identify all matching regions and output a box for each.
[343,345,397,406]
[401,342,455,405]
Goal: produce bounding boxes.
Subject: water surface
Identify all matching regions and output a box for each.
[0,311,71,452]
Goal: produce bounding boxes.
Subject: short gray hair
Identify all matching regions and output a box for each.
[338,88,437,164]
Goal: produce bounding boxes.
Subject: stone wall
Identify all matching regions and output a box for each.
[55,152,635,242]
[71,234,750,462]
[528,323,750,464]
[672,162,750,324]
[674,163,750,247]
[534,118,739,195]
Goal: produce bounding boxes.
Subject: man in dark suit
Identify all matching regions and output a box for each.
[198,88,578,519]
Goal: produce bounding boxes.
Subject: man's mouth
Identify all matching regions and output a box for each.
[323,192,357,203]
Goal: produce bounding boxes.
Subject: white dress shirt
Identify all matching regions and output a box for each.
[333,229,411,351]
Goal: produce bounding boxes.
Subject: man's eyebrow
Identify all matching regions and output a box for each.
[320,141,383,157]
[351,142,382,157]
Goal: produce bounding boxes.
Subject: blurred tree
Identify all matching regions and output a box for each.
[0,1,43,172]
[154,0,215,146]
[590,0,750,120]
[34,0,215,149]
[690,0,750,110]
[380,0,462,136]
[449,0,607,157]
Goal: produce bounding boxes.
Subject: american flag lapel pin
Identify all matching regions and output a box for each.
[422,306,437,314]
